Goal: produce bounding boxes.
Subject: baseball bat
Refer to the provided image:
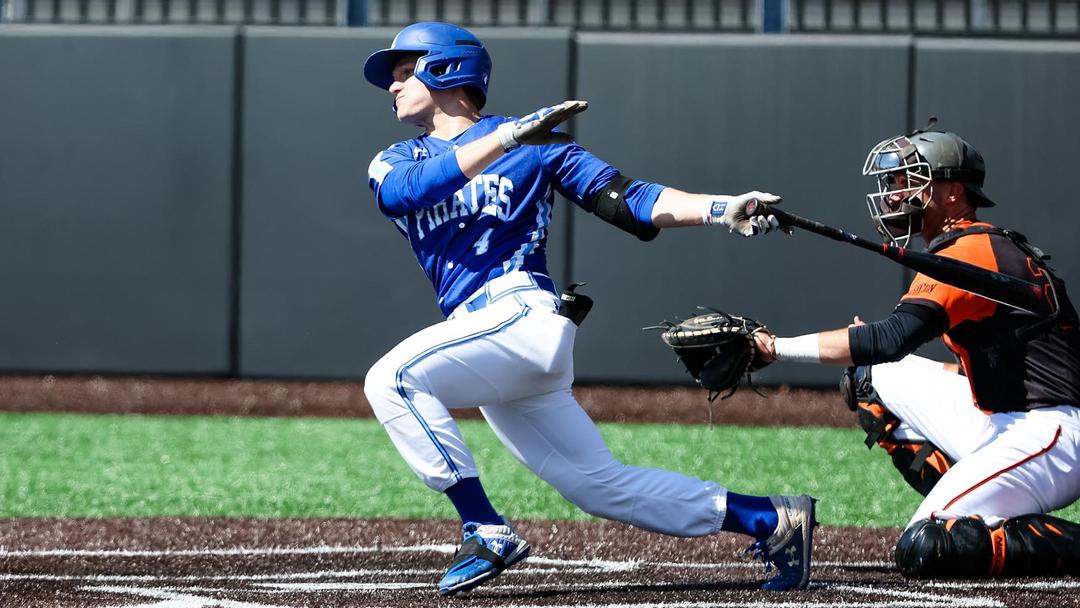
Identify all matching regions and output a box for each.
[755,204,1046,316]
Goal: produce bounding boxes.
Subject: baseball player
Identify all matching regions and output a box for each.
[362,22,816,596]
[753,126,1080,577]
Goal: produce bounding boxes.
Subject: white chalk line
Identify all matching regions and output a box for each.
[478,582,1004,608]
[82,581,631,594]
[926,579,1080,591]
[0,541,1042,608]
[0,543,454,559]
[0,565,631,583]
[481,602,994,608]
[79,580,1005,608]
[0,568,438,582]
[649,560,893,570]
[0,543,888,571]
[819,583,1004,608]
[82,586,289,608]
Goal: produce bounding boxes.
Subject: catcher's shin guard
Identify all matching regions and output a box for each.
[895,516,994,578]
[997,514,1080,576]
[840,366,953,496]
[896,515,1080,579]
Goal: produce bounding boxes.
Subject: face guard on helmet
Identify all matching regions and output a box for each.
[862,135,933,248]
[363,22,492,110]
[863,124,996,248]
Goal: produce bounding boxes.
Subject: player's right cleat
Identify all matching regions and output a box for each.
[437,519,531,596]
[746,495,817,591]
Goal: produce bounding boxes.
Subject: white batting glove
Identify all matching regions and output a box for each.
[702,191,783,237]
[495,100,589,151]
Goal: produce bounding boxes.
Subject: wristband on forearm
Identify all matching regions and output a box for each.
[701,200,727,226]
[495,122,521,152]
[774,334,821,364]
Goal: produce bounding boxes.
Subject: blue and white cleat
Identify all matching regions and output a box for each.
[747,495,818,591]
[437,518,531,596]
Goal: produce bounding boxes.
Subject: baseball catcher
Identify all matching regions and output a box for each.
[655,309,773,400]
[752,124,1080,578]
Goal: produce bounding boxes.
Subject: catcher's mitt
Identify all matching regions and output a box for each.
[654,309,772,400]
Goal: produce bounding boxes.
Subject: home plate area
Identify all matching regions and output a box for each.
[0,518,1077,608]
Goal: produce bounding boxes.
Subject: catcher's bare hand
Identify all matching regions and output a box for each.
[753,329,778,364]
[496,100,589,151]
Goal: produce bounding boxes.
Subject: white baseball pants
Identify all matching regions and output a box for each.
[871,355,1080,527]
[364,272,728,536]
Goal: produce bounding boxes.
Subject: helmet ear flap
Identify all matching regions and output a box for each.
[364,22,492,109]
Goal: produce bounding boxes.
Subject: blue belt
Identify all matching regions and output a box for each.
[463,273,558,313]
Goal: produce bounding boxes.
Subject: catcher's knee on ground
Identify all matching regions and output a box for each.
[896,515,1080,578]
[841,366,952,497]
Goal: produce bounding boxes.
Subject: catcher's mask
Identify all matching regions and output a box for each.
[863,123,994,248]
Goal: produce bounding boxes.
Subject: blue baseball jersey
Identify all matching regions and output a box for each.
[368,115,661,317]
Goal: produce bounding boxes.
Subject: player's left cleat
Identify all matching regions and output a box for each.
[437,518,531,596]
[746,495,817,591]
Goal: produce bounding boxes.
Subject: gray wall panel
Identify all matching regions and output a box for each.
[572,34,913,386]
[0,25,235,374]
[914,39,1080,292]
[239,27,571,378]
[5,28,1075,383]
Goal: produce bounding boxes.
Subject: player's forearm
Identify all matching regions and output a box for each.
[453,132,508,180]
[815,329,855,366]
[649,188,713,228]
[764,329,853,366]
[649,187,781,237]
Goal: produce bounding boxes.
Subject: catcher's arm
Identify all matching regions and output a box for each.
[758,305,945,367]
[650,188,783,236]
[754,325,853,366]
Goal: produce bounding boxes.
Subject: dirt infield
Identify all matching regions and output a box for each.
[0,375,853,427]
[1,517,1077,608]
[2,376,1079,607]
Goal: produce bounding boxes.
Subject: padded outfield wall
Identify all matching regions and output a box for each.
[1,26,1077,385]
[0,26,237,375]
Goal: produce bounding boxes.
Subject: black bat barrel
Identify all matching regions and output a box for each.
[760,205,1046,316]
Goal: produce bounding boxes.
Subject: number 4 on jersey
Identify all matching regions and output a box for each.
[474,228,494,255]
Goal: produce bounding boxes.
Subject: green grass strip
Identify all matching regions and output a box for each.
[1,412,1077,527]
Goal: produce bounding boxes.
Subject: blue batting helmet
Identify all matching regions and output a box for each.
[364,22,492,109]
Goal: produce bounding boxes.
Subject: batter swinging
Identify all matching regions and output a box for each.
[361,22,815,596]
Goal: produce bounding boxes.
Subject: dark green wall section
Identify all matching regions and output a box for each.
[0,26,235,374]
[1,26,1076,385]
[572,34,912,385]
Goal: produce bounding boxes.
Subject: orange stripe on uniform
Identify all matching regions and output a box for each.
[989,526,1007,576]
[942,426,1063,512]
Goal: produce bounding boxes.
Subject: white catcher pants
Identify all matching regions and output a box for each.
[364,272,728,537]
[871,355,1080,528]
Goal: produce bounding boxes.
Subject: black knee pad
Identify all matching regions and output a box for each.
[895,517,993,579]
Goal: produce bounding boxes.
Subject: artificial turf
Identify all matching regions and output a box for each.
[2,411,1077,527]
